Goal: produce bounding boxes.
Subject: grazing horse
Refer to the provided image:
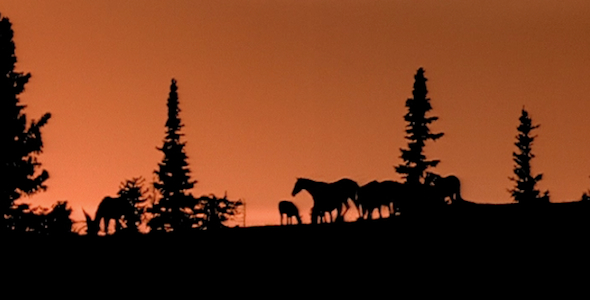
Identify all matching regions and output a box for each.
[84,196,134,235]
[357,180,409,219]
[424,173,463,204]
[279,200,302,225]
[292,178,358,224]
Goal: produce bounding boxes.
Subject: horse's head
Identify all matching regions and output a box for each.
[292,178,304,197]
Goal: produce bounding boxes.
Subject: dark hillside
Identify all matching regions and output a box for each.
[6,201,589,277]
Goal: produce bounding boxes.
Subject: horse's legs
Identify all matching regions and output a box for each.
[356,204,364,221]
[340,202,349,220]
[355,203,363,220]
[103,218,110,235]
[388,201,394,216]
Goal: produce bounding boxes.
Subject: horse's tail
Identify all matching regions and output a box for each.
[83,209,99,236]
[455,176,463,202]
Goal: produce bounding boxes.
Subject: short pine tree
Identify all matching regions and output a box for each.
[194,193,243,231]
[395,68,444,186]
[509,108,549,204]
[0,13,51,229]
[117,177,148,232]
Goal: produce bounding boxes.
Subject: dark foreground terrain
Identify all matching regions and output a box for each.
[6,201,590,288]
[9,201,590,252]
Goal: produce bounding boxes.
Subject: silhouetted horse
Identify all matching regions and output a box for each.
[84,196,134,235]
[357,181,383,220]
[357,180,409,219]
[292,178,358,224]
[424,173,463,204]
[279,200,302,225]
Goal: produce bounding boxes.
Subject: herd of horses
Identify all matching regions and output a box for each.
[279,173,464,225]
[82,173,464,233]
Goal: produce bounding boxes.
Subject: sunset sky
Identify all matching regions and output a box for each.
[2,0,590,226]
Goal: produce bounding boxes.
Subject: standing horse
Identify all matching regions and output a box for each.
[278,200,302,225]
[424,173,463,204]
[292,178,359,224]
[357,181,385,220]
[379,180,410,216]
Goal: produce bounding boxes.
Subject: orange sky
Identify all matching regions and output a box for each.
[2,0,590,227]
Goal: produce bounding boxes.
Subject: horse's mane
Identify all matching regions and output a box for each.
[296,177,315,183]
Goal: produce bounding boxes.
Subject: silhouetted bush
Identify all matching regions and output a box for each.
[4,201,73,235]
[194,193,243,230]
[117,177,148,233]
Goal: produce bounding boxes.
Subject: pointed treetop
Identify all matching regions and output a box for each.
[395,67,443,185]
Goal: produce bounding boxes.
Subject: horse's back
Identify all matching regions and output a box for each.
[445,175,461,187]
[358,181,382,205]
[332,178,359,197]
[279,200,297,213]
[334,178,359,189]
[96,196,116,212]
[359,180,380,194]
[379,180,407,196]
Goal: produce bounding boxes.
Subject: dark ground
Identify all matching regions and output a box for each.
[9,202,589,253]
[5,201,590,291]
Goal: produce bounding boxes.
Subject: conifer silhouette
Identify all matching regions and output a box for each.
[194,193,243,230]
[509,108,549,204]
[395,68,443,186]
[149,79,197,232]
[43,201,73,236]
[0,13,51,230]
[117,177,148,233]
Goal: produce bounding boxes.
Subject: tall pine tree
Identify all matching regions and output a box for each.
[509,108,549,204]
[150,79,197,232]
[0,13,51,229]
[395,68,443,186]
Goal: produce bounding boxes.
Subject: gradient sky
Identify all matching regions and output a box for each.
[2,0,590,227]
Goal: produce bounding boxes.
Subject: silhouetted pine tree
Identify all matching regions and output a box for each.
[509,108,549,204]
[149,79,197,232]
[395,68,443,186]
[43,201,73,236]
[194,193,243,230]
[0,14,51,230]
[118,177,148,233]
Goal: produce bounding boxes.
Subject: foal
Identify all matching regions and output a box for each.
[279,200,302,225]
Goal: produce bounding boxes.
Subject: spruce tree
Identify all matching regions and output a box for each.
[509,108,549,204]
[194,193,243,231]
[0,13,51,229]
[395,68,443,186]
[117,177,148,233]
[150,79,197,232]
